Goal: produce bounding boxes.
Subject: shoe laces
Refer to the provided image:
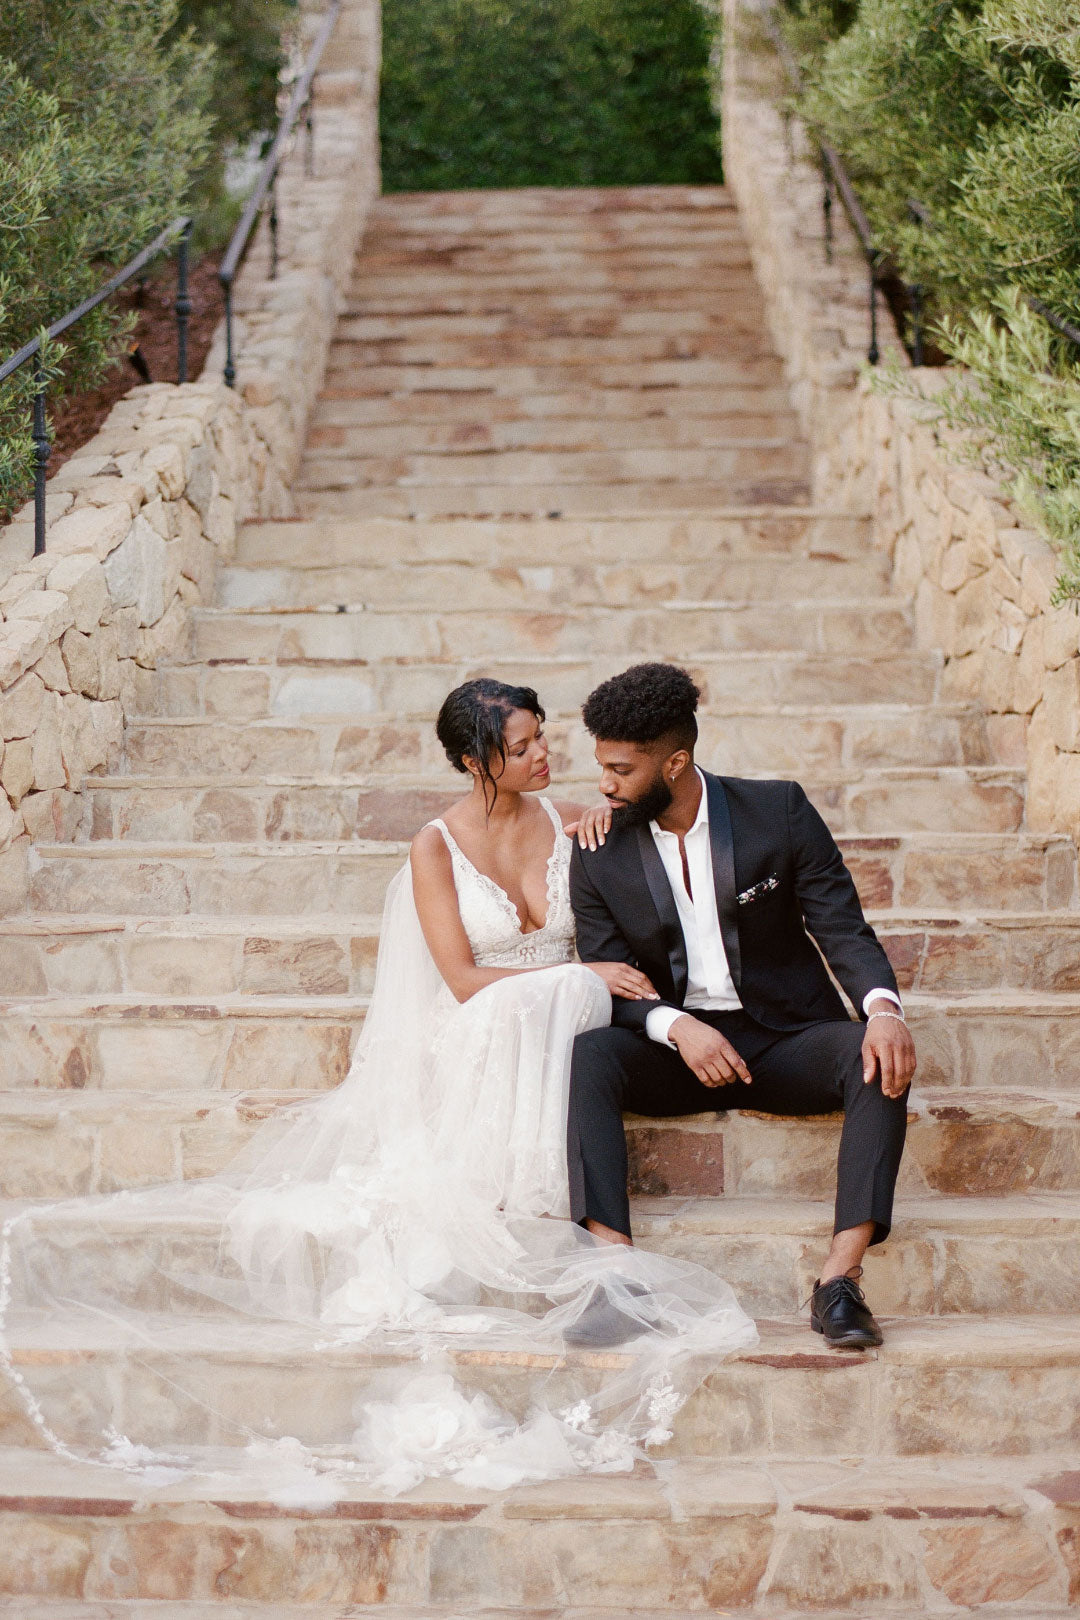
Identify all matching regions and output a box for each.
[804,1266,866,1310]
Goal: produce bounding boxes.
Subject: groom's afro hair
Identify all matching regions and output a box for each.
[582,663,700,751]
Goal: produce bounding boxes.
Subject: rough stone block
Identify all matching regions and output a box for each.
[0,618,49,689]
[140,440,186,500]
[103,515,169,628]
[1,737,33,803]
[0,671,45,740]
[60,626,120,702]
[30,691,66,791]
[44,502,131,561]
[46,554,109,633]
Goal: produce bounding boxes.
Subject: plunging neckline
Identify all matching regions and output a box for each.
[432,798,563,936]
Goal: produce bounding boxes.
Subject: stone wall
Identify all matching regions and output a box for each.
[721,0,1080,842]
[0,0,380,912]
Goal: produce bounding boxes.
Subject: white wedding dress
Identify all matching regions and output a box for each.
[0,799,757,1499]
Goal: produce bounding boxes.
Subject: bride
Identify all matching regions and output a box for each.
[0,678,756,1498]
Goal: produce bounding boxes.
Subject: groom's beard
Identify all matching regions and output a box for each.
[609,775,673,828]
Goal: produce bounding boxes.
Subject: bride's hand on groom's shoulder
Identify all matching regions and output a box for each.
[563,802,613,851]
[584,961,661,1001]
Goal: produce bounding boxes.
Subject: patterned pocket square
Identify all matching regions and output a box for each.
[737,874,780,905]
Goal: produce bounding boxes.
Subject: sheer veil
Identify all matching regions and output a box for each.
[0,860,757,1500]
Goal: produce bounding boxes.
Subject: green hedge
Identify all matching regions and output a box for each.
[380,0,723,192]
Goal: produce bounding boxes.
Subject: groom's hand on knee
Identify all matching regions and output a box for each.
[862,1004,916,1099]
[670,1015,751,1088]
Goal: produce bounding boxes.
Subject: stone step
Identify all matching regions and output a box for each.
[215,552,888,610]
[333,306,775,342]
[306,409,802,448]
[372,183,735,215]
[318,382,802,419]
[5,903,1080,997]
[78,767,1025,839]
[117,706,991,781]
[1,984,1077,1096]
[317,357,789,395]
[295,478,813,519]
[3,1079,1078,1203]
[147,650,941,722]
[323,332,780,370]
[7,1609,1064,1620]
[2,1189,1080,1320]
[3,1312,1080,1463]
[0,1442,1073,1611]
[190,599,914,663]
[360,231,756,262]
[214,556,883,613]
[296,445,809,492]
[350,253,761,284]
[234,512,876,566]
[364,207,742,233]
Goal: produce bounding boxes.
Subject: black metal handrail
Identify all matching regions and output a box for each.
[0,216,193,556]
[766,13,905,365]
[218,0,343,389]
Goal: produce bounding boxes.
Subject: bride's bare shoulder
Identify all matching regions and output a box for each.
[409,821,452,874]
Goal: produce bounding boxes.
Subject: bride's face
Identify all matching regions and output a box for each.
[482,708,551,793]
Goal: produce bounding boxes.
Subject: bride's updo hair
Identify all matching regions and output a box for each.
[437,678,546,810]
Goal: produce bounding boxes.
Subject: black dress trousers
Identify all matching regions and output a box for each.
[567,1008,908,1243]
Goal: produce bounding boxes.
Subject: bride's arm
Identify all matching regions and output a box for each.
[410,827,539,1004]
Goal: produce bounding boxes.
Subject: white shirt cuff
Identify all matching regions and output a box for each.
[863,988,903,1018]
[645,1005,684,1046]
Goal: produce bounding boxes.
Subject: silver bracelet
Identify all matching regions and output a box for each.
[867,1010,906,1025]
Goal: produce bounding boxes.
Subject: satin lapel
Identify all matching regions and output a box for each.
[633,822,688,1002]
[705,772,742,990]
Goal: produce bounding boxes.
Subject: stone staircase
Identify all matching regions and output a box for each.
[1,185,1078,1613]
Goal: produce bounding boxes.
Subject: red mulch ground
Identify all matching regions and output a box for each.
[48,254,225,477]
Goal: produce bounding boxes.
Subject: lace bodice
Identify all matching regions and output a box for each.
[429,798,576,968]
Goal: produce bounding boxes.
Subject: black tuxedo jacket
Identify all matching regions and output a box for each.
[569,771,897,1034]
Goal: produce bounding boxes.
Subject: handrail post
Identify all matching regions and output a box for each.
[823,172,834,265]
[222,276,236,389]
[305,97,316,178]
[269,179,280,280]
[868,262,880,366]
[175,219,193,384]
[32,358,50,557]
[910,283,924,367]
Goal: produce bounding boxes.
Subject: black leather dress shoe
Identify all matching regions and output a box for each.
[563,1280,650,1348]
[810,1272,883,1349]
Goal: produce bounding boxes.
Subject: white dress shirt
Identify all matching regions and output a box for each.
[644,770,901,1046]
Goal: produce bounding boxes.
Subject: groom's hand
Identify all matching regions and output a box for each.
[670,1015,751,1088]
[862,998,917,1099]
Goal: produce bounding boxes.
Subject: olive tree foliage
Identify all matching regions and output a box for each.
[0,0,215,509]
[780,0,1080,595]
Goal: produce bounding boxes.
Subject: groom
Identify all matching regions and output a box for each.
[567,662,915,1348]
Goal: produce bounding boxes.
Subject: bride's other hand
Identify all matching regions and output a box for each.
[564,802,613,851]
[584,961,660,1000]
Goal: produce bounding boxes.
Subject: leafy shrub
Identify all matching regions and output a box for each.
[380,0,723,192]
[779,0,1080,595]
[0,1,214,509]
[0,0,295,513]
[168,0,299,247]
